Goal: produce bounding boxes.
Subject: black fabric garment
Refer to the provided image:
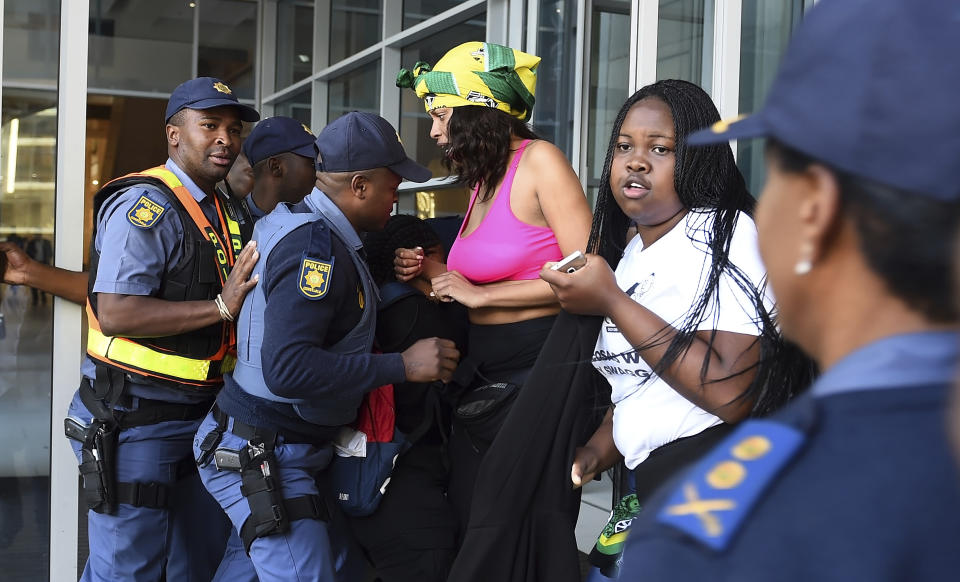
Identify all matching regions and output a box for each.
[447,315,557,529]
[347,289,467,582]
[632,422,733,504]
[447,312,608,582]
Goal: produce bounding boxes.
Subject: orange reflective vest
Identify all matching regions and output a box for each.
[85,166,243,390]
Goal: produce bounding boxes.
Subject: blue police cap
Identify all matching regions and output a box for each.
[688,0,960,201]
[316,112,431,183]
[165,77,260,124]
[242,116,318,167]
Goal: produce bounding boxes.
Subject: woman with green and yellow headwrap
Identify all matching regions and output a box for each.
[395,40,593,540]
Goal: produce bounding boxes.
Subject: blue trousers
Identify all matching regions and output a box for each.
[194,411,361,582]
[67,391,231,582]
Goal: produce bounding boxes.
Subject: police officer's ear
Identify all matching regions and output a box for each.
[166,123,181,147]
[793,162,843,268]
[267,156,284,178]
[350,173,369,199]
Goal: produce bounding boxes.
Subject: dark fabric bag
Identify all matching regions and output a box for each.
[453,381,520,449]
[329,429,409,517]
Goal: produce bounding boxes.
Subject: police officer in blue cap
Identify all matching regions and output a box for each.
[241,115,319,220]
[610,1,960,579]
[193,111,460,581]
[64,76,261,581]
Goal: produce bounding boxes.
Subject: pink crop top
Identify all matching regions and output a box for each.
[446,140,563,284]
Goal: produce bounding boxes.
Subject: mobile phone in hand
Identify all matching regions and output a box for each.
[551,250,586,274]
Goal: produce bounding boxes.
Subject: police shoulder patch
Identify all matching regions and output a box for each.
[299,255,334,300]
[656,420,805,551]
[127,194,167,228]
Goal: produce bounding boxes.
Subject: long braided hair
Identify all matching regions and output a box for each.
[589,79,813,415]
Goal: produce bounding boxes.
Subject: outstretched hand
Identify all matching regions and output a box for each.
[394,247,424,282]
[571,446,602,489]
[220,241,260,317]
[0,242,33,286]
[540,253,621,316]
[401,337,460,383]
[429,270,486,309]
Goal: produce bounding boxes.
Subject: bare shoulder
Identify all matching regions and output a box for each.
[522,139,573,170]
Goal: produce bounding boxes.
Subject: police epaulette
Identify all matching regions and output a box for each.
[656,419,805,550]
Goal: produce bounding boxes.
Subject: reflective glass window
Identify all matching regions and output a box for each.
[88,0,194,93]
[534,0,579,157]
[656,0,714,92]
[3,0,60,86]
[276,1,314,89]
[738,0,804,196]
[585,2,631,206]
[330,1,382,62]
[403,0,463,29]
[1,4,59,578]
[275,88,313,127]
[328,60,381,122]
[199,0,258,99]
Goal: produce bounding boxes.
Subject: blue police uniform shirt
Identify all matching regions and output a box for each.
[244,192,267,222]
[81,159,225,404]
[215,190,406,438]
[611,330,960,582]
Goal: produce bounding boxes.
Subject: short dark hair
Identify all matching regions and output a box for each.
[767,138,960,323]
[167,109,188,127]
[444,106,539,202]
[362,214,442,286]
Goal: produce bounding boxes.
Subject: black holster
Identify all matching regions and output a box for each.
[239,441,289,549]
[78,420,119,515]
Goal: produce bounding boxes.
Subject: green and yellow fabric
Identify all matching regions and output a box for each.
[396,41,540,122]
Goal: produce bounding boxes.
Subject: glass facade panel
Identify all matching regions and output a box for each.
[585,3,631,206]
[656,0,714,93]
[1,7,59,581]
[199,0,258,99]
[738,0,803,196]
[88,0,194,93]
[276,1,314,89]
[275,88,313,126]
[328,60,381,122]
[403,0,463,29]
[534,0,579,157]
[330,1,382,62]
[3,0,60,87]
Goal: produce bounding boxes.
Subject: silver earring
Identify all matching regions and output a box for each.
[794,258,812,275]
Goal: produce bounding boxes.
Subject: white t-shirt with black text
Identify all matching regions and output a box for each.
[593,209,770,470]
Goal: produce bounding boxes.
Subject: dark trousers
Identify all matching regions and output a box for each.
[632,422,734,504]
[447,315,556,531]
[348,443,458,582]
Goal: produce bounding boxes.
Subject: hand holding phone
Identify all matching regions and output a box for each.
[551,251,587,274]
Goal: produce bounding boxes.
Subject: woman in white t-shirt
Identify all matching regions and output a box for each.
[541,79,813,504]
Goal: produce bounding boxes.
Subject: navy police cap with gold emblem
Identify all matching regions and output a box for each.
[243,116,318,168]
[688,0,960,201]
[165,77,260,124]
[316,112,432,183]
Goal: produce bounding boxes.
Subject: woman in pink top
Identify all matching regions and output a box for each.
[396,42,592,529]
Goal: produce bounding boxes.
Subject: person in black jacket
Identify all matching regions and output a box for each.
[350,214,468,582]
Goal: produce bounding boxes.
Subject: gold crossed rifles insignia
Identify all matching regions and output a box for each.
[665,483,736,537]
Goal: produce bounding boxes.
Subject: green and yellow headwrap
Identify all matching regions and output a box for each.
[396,42,540,122]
